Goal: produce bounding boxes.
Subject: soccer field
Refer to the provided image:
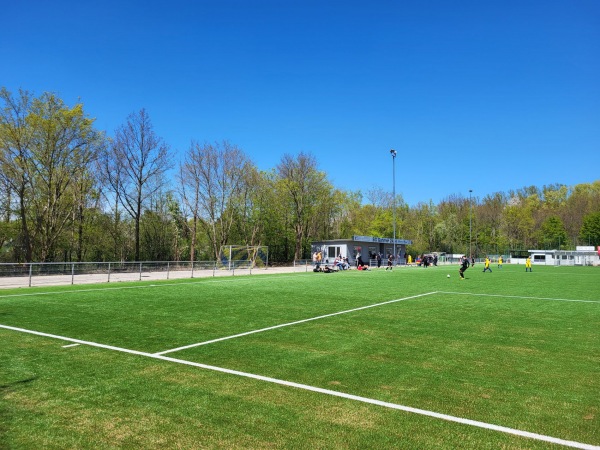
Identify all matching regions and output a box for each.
[1,264,599,449]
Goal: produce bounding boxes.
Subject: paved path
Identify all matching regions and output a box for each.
[0,265,314,290]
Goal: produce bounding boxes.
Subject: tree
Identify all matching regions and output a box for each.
[232,166,274,249]
[28,93,103,261]
[276,152,332,261]
[579,211,600,246]
[0,88,34,261]
[538,216,567,249]
[0,89,103,262]
[179,141,252,261]
[476,192,507,255]
[107,109,172,261]
[139,191,178,261]
[408,200,438,254]
[178,148,202,262]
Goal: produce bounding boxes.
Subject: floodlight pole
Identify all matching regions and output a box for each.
[469,189,473,258]
[390,149,397,265]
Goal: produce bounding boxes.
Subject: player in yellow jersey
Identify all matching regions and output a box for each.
[525,256,532,272]
[483,256,492,273]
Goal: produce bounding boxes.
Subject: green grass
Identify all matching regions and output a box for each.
[1,264,599,449]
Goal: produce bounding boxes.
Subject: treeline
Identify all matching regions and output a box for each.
[1,88,599,263]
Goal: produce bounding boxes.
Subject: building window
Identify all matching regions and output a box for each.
[328,246,340,259]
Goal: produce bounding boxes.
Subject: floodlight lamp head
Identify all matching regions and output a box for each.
[390,149,397,157]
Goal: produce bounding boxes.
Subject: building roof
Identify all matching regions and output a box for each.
[312,235,412,245]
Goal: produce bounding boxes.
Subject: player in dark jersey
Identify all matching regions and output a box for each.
[459,256,470,279]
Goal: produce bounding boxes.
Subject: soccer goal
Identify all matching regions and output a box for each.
[219,245,269,270]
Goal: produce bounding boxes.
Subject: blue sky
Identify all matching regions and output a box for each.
[2,0,599,206]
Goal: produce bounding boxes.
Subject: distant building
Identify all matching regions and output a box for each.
[512,246,600,266]
[311,235,412,265]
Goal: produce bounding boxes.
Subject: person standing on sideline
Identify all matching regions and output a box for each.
[525,256,532,272]
[483,256,492,273]
[376,252,382,269]
[357,252,365,269]
[498,255,503,269]
[386,254,393,270]
[471,255,475,267]
[459,255,470,279]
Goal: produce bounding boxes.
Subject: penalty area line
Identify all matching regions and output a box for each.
[438,291,600,304]
[154,291,439,355]
[0,323,598,450]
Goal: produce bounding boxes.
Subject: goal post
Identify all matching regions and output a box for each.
[219,245,269,270]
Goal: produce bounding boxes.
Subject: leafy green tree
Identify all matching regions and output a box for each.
[1,89,103,262]
[27,93,103,261]
[276,152,333,261]
[579,211,600,246]
[538,216,568,249]
[502,196,535,250]
[140,192,176,261]
[0,88,34,261]
[232,167,275,249]
[476,192,507,255]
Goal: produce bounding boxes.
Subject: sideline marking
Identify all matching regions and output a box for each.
[1,323,597,450]
[155,292,438,355]
[62,343,80,348]
[439,291,600,304]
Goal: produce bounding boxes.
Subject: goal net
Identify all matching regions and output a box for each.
[218,245,269,270]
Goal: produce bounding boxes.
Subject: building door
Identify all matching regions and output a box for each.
[326,246,343,263]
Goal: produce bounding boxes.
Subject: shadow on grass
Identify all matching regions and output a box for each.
[0,376,37,391]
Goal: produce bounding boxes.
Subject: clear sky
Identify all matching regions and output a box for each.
[2,0,599,206]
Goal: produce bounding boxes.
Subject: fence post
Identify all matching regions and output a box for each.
[28,263,33,287]
[167,261,170,280]
[191,261,194,279]
[139,262,142,281]
[71,263,75,285]
[108,262,111,283]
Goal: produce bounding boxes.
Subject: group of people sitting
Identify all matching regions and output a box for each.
[314,255,352,272]
[312,253,372,272]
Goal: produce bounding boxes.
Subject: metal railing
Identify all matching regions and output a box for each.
[0,260,271,289]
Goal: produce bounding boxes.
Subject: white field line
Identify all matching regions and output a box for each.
[1,323,598,450]
[438,291,600,304]
[154,292,438,356]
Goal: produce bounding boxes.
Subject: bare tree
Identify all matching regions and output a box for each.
[97,137,127,260]
[179,141,251,261]
[108,109,172,261]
